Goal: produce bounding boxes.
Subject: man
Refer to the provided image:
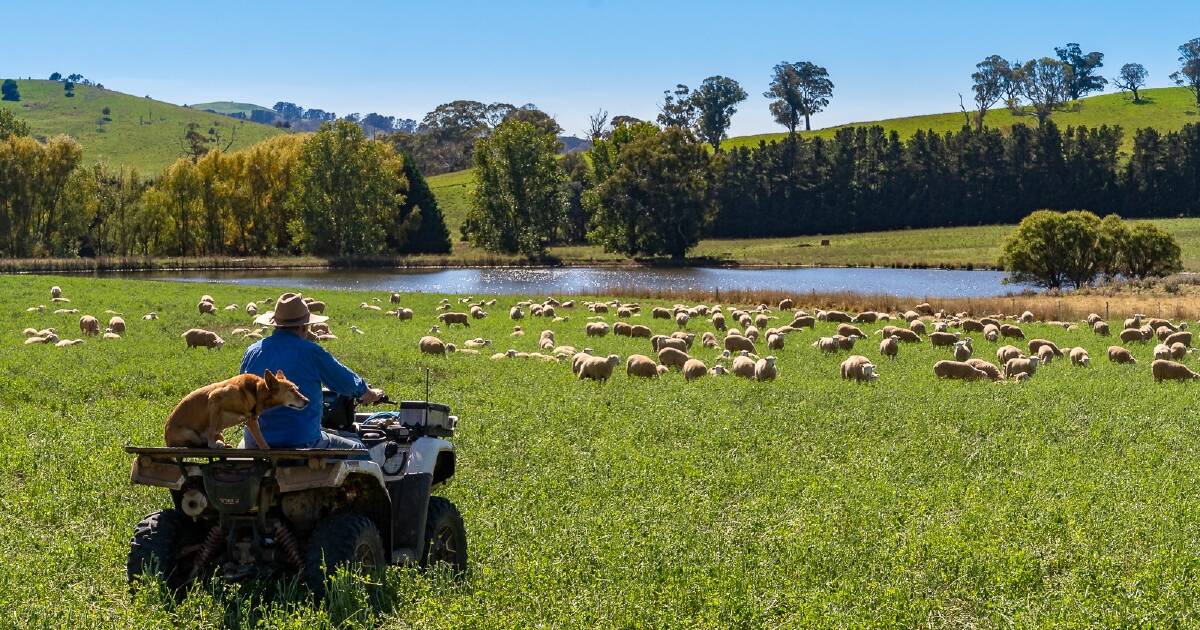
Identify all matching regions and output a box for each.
[239,292,384,449]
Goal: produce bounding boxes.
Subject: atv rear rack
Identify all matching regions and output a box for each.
[125,446,364,460]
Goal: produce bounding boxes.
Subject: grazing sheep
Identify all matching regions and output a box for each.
[999,324,1025,340]
[1107,346,1137,364]
[1019,311,1035,323]
[1119,328,1149,343]
[511,326,524,337]
[700,331,719,349]
[25,336,54,345]
[585,322,610,337]
[79,316,100,336]
[1165,331,1193,347]
[626,354,661,378]
[310,322,332,336]
[613,322,633,337]
[1153,342,1174,361]
[55,338,84,347]
[470,305,488,319]
[1152,359,1200,382]
[766,333,785,350]
[509,306,525,321]
[198,300,217,315]
[1070,347,1091,367]
[657,347,690,370]
[789,315,815,329]
[1026,339,1063,357]
[682,358,708,381]
[982,324,1000,342]
[724,334,756,354]
[578,354,620,381]
[491,349,519,360]
[1092,321,1110,336]
[965,359,1003,381]
[591,303,609,314]
[819,310,849,323]
[928,331,960,347]
[1004,356,1040,379]
[652,307,672,320]
[1036,345,1055,365]
[418,336,448,356]
[675,312,690,329]
[836,324,865,339]
[914,303,934,316]
[953,340,972,362]
[390,293,401,304]
[778,298,794,310]
[107,316,126,334]
[630,324,652,338]
[182,329,224,349]
[305,300,326,314]
[835,335,858,351]
[225,304,240,311]
[882,326,921,343]
[934,360,990,381]
[711,312,727,330]
[437,312,471,327]
[852,311,879,324]
[840,355,878,382]
[464,338,492,349]
[879,335,900,360]
[959,319,984,333]
[542,306,556,319]
[1171,342,1189,360]
[754,356,778,382]
[813,336,839,354]
[731,355,756,379]
[50,286,62,298]
[615,306,633,319]
[1086,313,1102,325]
[1147,318,1176,333]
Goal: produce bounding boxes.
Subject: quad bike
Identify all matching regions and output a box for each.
[125,392,465,594]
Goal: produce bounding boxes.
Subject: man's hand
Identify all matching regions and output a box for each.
[361,387,386,405]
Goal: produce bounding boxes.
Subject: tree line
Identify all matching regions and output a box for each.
[0,116,450,258]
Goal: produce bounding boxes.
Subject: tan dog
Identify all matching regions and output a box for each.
[164,370,308,449]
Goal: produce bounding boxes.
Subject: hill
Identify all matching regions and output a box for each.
[0,80,285,173]
[725,87,1197,152]
[190,101,275,117]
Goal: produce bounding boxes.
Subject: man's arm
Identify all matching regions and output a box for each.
[312,345,369,398]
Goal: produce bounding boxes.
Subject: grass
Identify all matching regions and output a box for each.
[190,101,276,117]
[0,80,284,173]
[427,168,476,238]
[5,274,1200,626]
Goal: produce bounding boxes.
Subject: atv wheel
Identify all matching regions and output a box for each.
[126,509,203,595]
[421,496,467,575]
[303,512,384,592]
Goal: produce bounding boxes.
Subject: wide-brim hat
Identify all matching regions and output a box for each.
[253,292,328,327]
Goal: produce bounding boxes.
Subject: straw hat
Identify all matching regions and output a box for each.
[253,292,328,327]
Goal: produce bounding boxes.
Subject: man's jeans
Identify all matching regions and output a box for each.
[239,430,367,457]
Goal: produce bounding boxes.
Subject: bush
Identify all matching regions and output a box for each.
[1,79,19,102]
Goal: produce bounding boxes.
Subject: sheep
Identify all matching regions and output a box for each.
[437,312,471,328]
[542,306,557,319]
[934,360,990,381]
[561,300,575,309]
[754,356,778,382]
[1024,339,1061,357]
[591,303,609,314]
[1165,331,1193,347]
[613,322,633,337]
[675,312,690,329]
[680,358,708,381]
[182,329,224,349]
[766,333,785,350]
[840,355,878,382]
[79,316,100,336]
[470,305,488,320]
[1092,321,1110,336]
[852,311,879,324]
[981,324,1000,342]
[225,304,241,312]
[835,335,859,350]
[389,293,401,304]
[878,326,921,343]
[788,315,815,329]
[823,310,852,323]
[724,334,756,354]
[999,324,1025,340]
[1086,313,1103,325]
[626,354,661,378]
[511,326,524,337]
[1036,345,1055,365]
[140,312,158,321]
[395,308,413,320]
[629,324,652,338]
[953,340,973,362]
[1119,328,1149,343]
[928,331,960,347]
[711,312,727,331]
[24,336,54,345]
[1068,346,1091,367]
[107,316,126,335]
[464,338,493,349]
[709,365,728,376]
[1107,345,1137,364]
[965,359,1003,381]
[878,335,900,360]
[1152,359,1200,382]
[418,336,448,356]
[914,303,934,316]
[731,356,757,379]
[1147,318,1176,333]
[813,336,839,354]
[651,307,671,320]
[491,349,519,361]
[55,339,84,347]
[577,354,620,381]
[1019,310,1035,323]
[1123,315,1142,330]
[1153,342,1174,362]
[1171,342,1189,360]
[571,352,593,375]
[50,286,61,298]
[657,347,690,370]
[1004,356,1040,379]
[585,322,610,337]
[310,322,332,336]
[835,324,865,339]
[509,306,525,320]
[198,300,217,315]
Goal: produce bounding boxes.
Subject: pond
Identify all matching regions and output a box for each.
[106,266,1034,298]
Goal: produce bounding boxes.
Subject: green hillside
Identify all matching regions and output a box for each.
[725,87,1198,152]
[0,80,285,173]
[190,101,275,117]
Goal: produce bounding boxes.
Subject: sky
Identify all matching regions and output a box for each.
[4,1,1200,138]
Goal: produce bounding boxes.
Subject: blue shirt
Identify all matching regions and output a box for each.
[240,329,368,447]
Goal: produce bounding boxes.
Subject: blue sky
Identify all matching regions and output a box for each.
[4,1,1199,137]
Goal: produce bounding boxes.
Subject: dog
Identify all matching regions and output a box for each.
[164,370,308,449]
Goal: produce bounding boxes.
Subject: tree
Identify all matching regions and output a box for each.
[395,154,452,254]
[610,115,643,129]
[1054,43,1107,99]
[1113,63,1149,102]
[1,79,19,102]
[559,152,591,244]
[48,72,61,81]
[657,84,696,129]
[1170,38,1200,108]
[503,106,563,138]
[464,120,565,256]
[999,58,1028,113]
[1021,58,1073,125]
[1122,222,1182,279]
[586,126,714,259]
[780,61,833,132]
[970,56,1007,130]
[272,101,304,120]
[1000,209,1107,289]
[66,73,83,83]
[63,81,74,97]
[690,75,747,150]
[587,109,609,140]
[418,100,491,173]
[0,108,30,139]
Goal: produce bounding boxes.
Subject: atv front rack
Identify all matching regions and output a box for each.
[125,446,364,460]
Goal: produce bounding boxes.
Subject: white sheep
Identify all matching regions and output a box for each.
[934,360,990,381]
[1152,359,1200,382]
[626,354,661,378]
[577,354,620,380]
[840,355,878,383]
[754,356,778,382]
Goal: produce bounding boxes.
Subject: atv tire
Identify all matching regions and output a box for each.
[421,496,467,576]
[126,508,203,595]
[303,512,384,592]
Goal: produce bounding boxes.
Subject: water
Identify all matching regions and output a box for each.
[107,266,1034,297]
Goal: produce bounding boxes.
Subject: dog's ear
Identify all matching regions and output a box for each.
[274,369,286,382]
[263,370,278,387]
